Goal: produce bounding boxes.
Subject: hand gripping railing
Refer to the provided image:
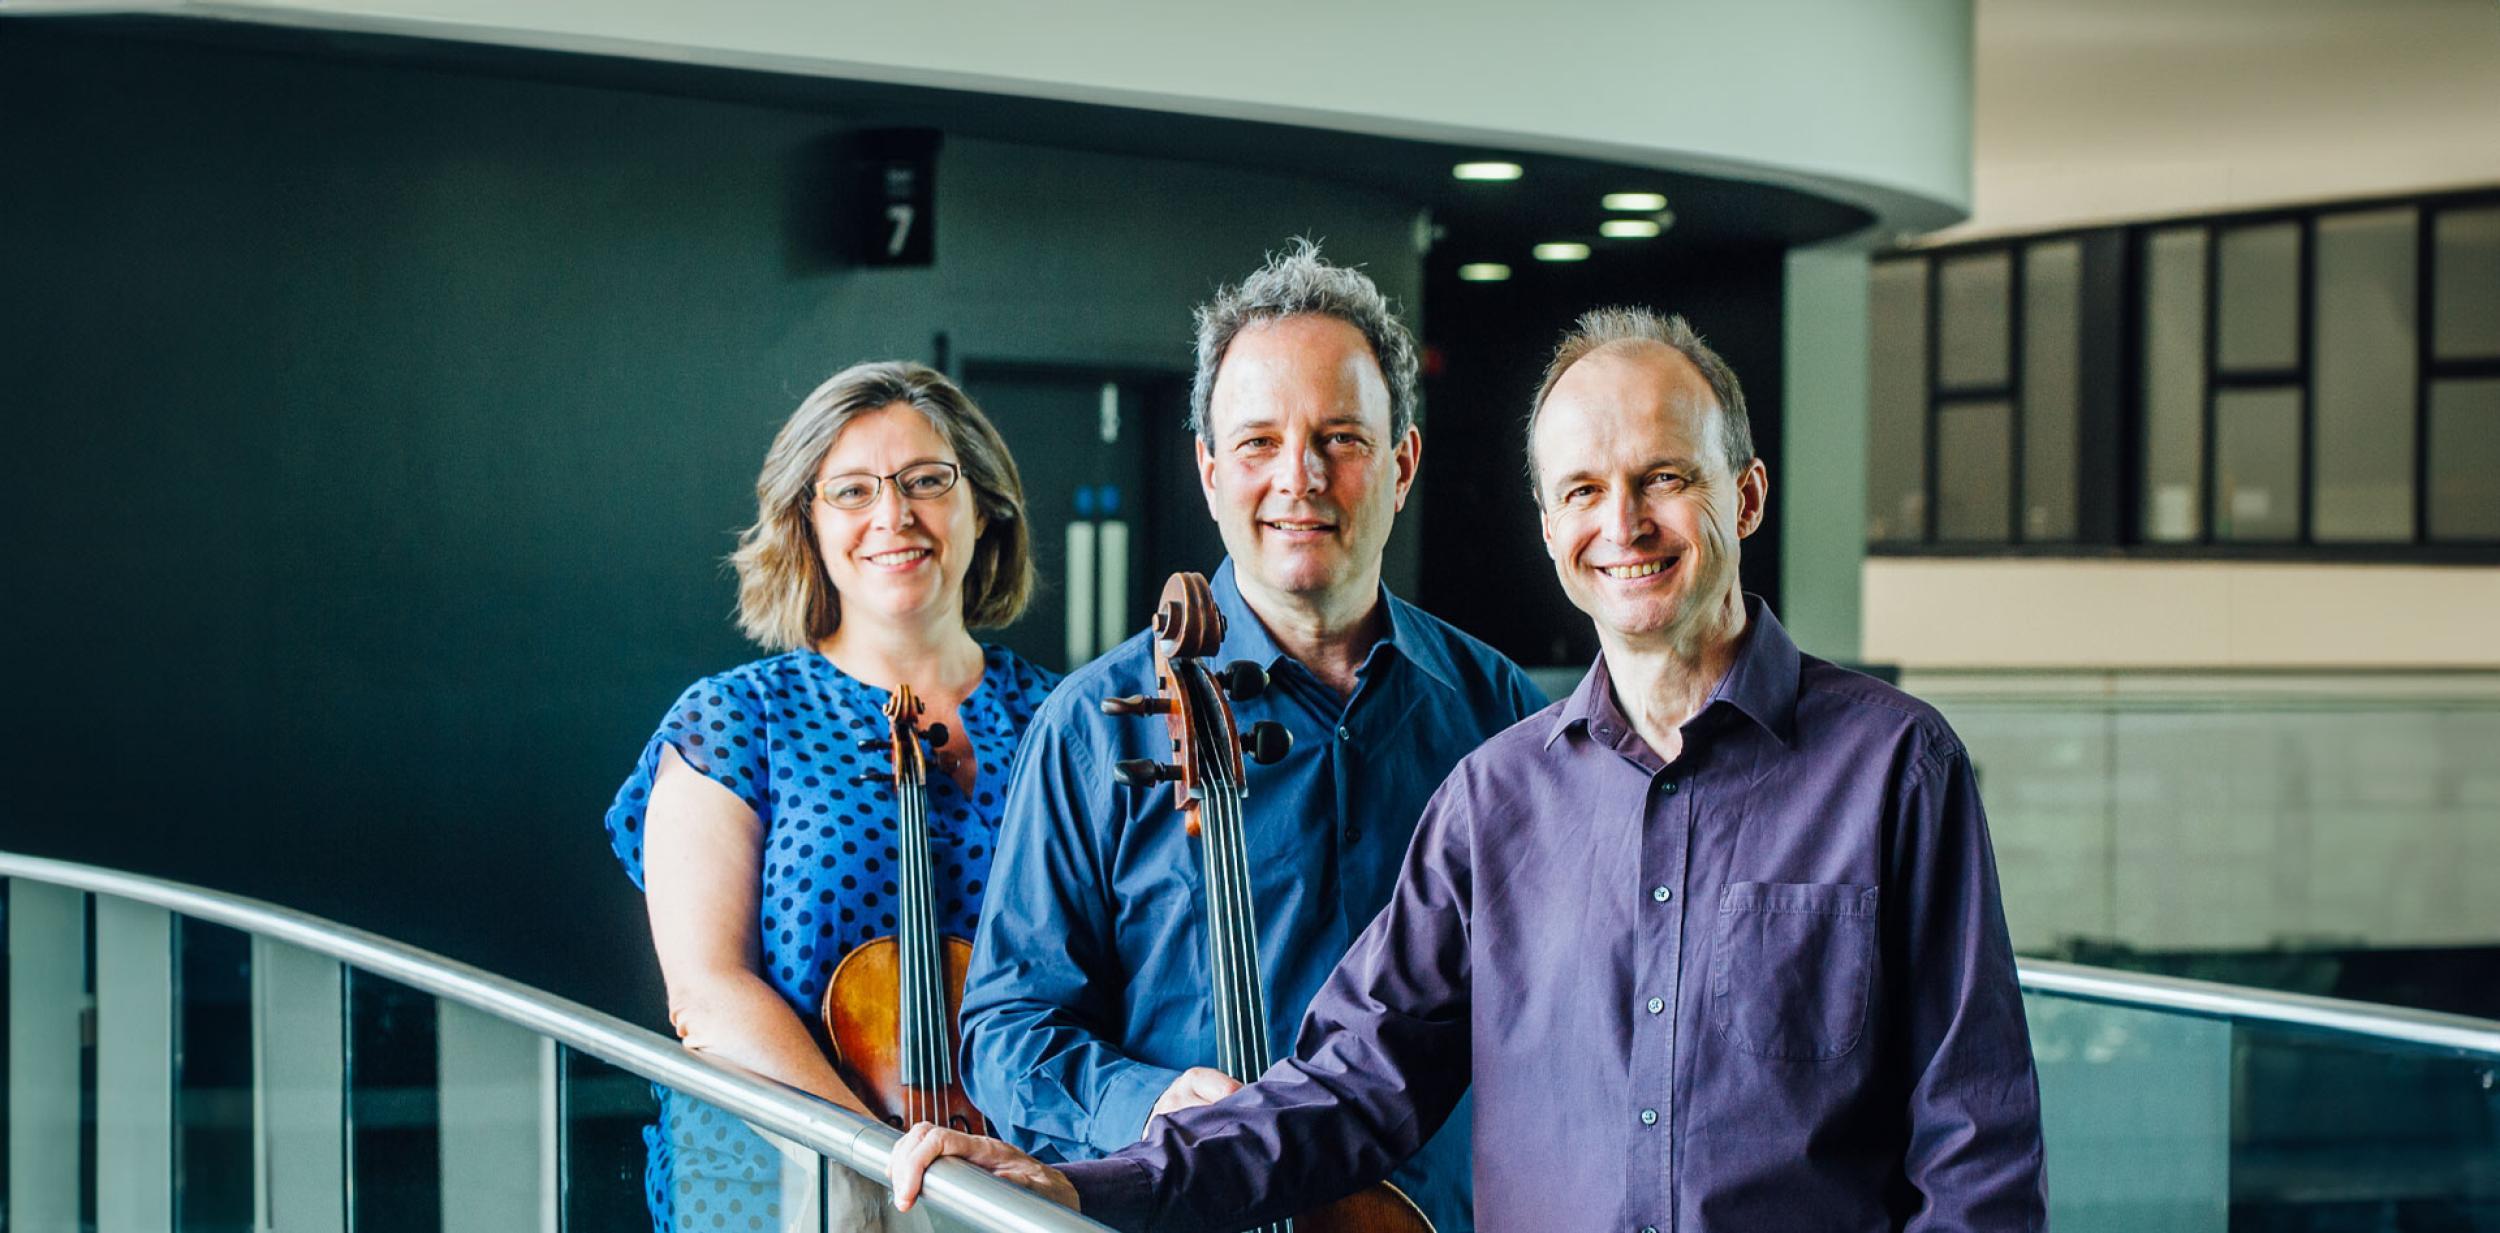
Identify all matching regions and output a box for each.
[0,850,1108,1233]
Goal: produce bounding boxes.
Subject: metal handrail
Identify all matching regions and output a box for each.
[0,852,1107,1233]
[13,849,2498,1225]
[2018,957,2500,1058]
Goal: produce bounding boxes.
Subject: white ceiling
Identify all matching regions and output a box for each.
[1931,0,2500,240]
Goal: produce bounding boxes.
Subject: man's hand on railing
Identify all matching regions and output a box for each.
[888,1122,1080,1214]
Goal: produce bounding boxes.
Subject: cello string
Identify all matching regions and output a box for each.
[1194,667,1252,1081]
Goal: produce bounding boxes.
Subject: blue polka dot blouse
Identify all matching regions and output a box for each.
[604,644,1060,1020]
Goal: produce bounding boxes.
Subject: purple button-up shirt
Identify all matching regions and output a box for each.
[1059,600,2046,1232]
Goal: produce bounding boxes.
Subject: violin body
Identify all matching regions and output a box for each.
[822,934,988,1134]
[815,683,992,1135]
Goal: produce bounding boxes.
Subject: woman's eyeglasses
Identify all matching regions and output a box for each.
[815,461,962,511]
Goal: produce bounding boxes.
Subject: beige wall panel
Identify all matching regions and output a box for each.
[1865,558,2500,669]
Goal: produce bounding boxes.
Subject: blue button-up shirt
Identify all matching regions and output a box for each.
[961,561,1544,1233]
[1059,599,2047,1233]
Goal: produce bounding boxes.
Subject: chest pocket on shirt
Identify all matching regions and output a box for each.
[1711,881,1878,1061]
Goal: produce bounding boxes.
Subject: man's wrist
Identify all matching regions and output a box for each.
[1058,1156,1154,1228]
[1091,1060,1184,1151]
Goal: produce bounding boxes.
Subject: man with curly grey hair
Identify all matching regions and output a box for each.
[958,240,1543,1233]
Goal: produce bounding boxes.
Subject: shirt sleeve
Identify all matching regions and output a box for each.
[1890,739,2050,1233]
[1059,763,1479,1232]
[603,673,772,889]
[959,696,1184,1159]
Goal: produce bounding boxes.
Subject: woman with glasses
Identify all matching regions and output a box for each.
[603,361,1059,1232]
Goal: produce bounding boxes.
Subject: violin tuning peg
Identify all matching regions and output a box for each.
[1219,660,1269,700]
[1113,758,1180,788]
[1100,694,1172,717]
[1241,720,1292,766]
[847,772,883,787]
[925,723,950,749]
[856,739,890,753]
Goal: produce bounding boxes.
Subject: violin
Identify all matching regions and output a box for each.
[1102,572,1434,1233]
[820,684,988,1134]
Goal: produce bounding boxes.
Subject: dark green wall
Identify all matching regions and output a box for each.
[0,24,1421,1024]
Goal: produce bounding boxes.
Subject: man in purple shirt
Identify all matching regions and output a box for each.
[893,307,2049,1232]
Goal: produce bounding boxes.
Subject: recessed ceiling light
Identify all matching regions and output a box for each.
[1453,161,1524,182]
[1532,242,1591,263]
[1457,263,1512,282]
[1602,192,1668,212]
[1599,219,1662,239]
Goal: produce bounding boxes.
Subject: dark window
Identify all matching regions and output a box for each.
[2021,242,2082,541]
[1937,253,2013,390]
[2212,387,2303,542]
[1867,260,1930,543]
[2310,208,2418,542]
[1936,400,2014,541]
[2141,227,2208,543]
[2432,206,2500,361]
[1875,187,2500,559]
[2427,379,2500,540]
[2215,222,2302,372]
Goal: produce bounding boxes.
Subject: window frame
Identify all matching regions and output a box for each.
[1871,184,2500,563]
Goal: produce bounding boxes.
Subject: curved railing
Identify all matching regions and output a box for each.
[7,850,2497,1231]
[0,850,1105,1232]
[2019,956,2500,1058]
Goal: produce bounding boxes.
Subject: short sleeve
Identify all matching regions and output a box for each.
[603,674,773,888]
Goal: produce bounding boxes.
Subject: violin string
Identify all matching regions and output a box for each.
[912,773,939,1125]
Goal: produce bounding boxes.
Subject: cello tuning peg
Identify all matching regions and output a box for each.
[1219,660,1269,700]
[1100,694,1172,717]
[1241,720,1292,766]
[924,723,950,749]
[1113,758,1180,788]
[856,739,890,753]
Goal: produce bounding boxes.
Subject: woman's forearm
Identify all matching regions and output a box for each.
[670,970,871,1116]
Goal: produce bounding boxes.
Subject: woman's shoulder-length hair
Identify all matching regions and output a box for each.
[730,361,1035,650]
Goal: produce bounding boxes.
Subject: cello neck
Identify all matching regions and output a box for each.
[1179,661,1273,1082]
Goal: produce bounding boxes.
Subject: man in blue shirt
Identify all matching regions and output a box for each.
[957,240,1542,1233]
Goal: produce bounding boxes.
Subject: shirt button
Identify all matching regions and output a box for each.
[1642,1226,1659,1233]
[1639,1108,1658,1126]
[1647,996,1665,1014]
[1336,725,1352,742]
[1659,780,1679,796]
[1650,885,1672,903]
[1345,827,1363,844]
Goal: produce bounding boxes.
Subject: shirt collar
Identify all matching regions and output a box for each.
[1208,559,1460,693]
[1546,594,1801,749]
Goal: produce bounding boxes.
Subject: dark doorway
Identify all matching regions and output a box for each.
[957,362,1215,673]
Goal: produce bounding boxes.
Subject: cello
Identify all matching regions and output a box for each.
[821,684,988,1134]
[1101,572,1434,1233]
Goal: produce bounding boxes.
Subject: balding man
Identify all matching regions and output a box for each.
[899,308,2047,1232]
